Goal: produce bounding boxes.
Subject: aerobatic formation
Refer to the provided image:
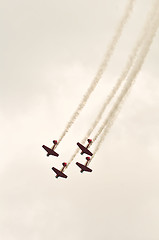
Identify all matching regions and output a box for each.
[42,0,159,179]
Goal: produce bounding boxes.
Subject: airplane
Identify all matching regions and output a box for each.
[42,140,59,157]
[77,139,93,156]
[52,162,68,178]
[76,157,92,173]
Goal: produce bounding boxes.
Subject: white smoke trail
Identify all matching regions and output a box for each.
[66,148,79,168]
[66,0,159,167]
[91,10,159,161]
[57,0,135,146]
[93,0,159,143]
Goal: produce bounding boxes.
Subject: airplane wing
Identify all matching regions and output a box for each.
[52,167,68,178]
[76,162,92,172]
[77,142,93,156]
[42,145,59,157]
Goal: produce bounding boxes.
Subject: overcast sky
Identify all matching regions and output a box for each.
[1,0,159,239]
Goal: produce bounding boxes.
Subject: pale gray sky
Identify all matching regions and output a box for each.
[1,0,159,239]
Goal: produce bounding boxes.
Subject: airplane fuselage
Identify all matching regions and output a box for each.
[77,142,93,156]
[76,161,92,173]
[52,164,67,178]
[42,145,59,157]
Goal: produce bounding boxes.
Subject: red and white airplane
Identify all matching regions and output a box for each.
[52,162,68,178]
[76,157,92,173]
[77,139,93,156]
[42,140,59,157]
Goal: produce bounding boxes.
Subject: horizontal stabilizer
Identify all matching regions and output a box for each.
[77,142,93,156]
[76,162,92,173]
[42,145,59,157]
[52,167,67,178]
